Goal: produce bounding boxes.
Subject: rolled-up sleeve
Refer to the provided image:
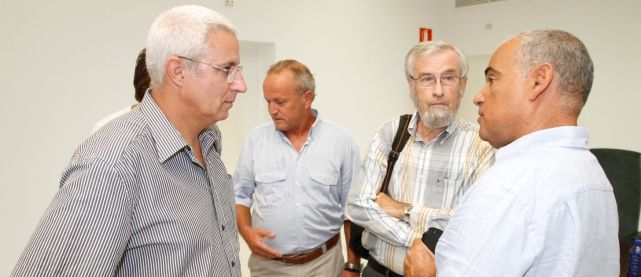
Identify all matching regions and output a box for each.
[339,137,361,212]
[346,122,413,247]
[233,136,256,208]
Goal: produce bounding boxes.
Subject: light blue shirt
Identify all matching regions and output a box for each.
[234,111,360,255]
[436,126,619,276]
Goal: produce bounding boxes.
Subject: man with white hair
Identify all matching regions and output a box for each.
[346,41,494,276]
[11,5,246,276]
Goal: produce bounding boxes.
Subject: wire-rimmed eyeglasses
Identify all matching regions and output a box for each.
[178,56,243,84]
[410,74,461,88]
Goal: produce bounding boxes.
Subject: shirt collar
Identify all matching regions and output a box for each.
[138,90,189,163]
[307,109,321,141]
[496,126,589,162]
[202,124,223,156]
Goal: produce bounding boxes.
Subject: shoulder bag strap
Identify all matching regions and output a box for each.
[380,114,412,194]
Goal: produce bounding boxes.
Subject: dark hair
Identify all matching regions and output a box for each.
[134,48,151,102]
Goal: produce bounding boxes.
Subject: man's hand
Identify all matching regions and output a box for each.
[242,227,282,259]
[404,238,436,277]
[375,192,408,219]
[236,204,282,259]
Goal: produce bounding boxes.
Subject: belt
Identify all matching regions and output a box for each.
[273,233,340,265]
[367,256,403,277]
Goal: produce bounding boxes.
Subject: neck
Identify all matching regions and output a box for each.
[518,97,579,142]
[283,111,316,152]
[286,112,316,138]
[151,88,208,148]
[416,121,446,143]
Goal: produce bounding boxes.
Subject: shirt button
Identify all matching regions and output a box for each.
[231,261,235,267]
[222,225,225,231]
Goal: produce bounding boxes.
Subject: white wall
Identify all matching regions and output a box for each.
[439,0,641,153]
[2,0,640,275]
[0,0,437,275]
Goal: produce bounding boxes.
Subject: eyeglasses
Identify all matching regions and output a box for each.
[410,74,461,88]
[178,56,243,84]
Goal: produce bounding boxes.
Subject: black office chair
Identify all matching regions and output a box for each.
[590,148,641,276]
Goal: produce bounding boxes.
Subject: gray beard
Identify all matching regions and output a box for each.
[419,107,454,129]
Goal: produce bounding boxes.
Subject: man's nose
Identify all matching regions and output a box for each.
[230,71,247,93]
[431,82,445,97]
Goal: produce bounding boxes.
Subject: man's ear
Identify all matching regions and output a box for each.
[528,63,554,101]
[303,90,315,108]
[166,56,187,87]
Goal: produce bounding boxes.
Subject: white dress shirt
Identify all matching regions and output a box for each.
[436,126,619,276]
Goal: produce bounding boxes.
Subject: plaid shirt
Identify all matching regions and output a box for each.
[346,112,495,275]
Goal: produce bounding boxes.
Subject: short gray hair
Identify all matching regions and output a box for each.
[267,59,316,96]
[515,30,593,114]
[146,5,236,87]
[404,41,468,80]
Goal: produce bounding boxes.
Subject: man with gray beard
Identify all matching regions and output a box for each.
[403,29,618,277]
[345,41,495,277]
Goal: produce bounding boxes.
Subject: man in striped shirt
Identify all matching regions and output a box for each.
[12,5,247,276]
[346,41,495,276]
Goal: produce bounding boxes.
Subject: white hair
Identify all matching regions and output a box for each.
[404,41,469,81]
[146,5,236,87]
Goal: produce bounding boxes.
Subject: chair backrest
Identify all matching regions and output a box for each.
[591,148,641,245]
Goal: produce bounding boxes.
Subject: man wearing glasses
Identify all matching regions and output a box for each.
[12,5,246,276]
[403,30,619,277]
[346,41,495,277]
[234,60,361,276]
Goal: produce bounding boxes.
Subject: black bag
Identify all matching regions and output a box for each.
[349,114,412,259]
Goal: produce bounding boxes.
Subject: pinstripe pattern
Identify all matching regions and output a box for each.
[346,112,495,275]
[11,93,241,277]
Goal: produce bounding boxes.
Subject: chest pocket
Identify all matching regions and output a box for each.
[255,172,286,183]
[254,171,287,206]
[309,172,338,186]
[305,171,340,208]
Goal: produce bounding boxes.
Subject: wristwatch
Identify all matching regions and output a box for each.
[403,205,413,222]
[344,262,361,273]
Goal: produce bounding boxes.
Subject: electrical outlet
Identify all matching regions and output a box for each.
[224,0,233,7]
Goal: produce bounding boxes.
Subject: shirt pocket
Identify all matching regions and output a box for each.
[305,171,340,208]
[309,172,338,187]
[254,171,287,206]
[255,172,286,183]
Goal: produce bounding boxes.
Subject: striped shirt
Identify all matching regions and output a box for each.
[11,93,240,277]
[346,112,495,275]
